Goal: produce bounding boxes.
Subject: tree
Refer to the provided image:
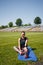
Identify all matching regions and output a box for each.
[15,18,22,26]
[34,17,41,25]
[1,25,5,28]
[8,22,13,27]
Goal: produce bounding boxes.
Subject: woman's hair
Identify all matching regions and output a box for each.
[21,31,25,34]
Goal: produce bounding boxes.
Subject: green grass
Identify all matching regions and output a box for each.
[0,32,43,65]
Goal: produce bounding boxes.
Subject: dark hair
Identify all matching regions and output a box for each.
[21,31,25,34]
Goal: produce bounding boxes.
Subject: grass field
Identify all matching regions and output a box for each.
[0,32,43,65]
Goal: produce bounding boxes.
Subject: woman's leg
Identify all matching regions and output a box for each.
[23,47,28,53]
[13,46,20,53]
[13,46,24,55]
[23,47,28,58]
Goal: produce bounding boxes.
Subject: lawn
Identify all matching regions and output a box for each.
[0,32,43,65]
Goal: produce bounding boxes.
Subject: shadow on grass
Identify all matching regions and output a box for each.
[31,48,37,50]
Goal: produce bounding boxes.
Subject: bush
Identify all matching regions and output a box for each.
[0,25,8,29]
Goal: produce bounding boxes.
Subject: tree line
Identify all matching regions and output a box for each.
[0,16,42,29]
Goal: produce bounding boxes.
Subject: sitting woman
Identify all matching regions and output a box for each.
[13,31,29,58]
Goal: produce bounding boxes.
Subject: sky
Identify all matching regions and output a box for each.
[0,0,43,26]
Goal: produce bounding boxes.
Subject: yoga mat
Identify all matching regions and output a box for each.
[18,46,37,61]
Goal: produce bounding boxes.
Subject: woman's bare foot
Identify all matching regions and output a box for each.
[20,51,25,55]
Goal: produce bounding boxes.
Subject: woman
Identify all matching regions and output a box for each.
[13,31,28,58]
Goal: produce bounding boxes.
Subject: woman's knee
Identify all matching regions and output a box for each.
[13,46,16,48]
[13,46,17,50]
[23,47,28,52]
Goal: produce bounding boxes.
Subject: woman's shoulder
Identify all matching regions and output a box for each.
[25,37,28,40]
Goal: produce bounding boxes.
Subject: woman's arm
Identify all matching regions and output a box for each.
[25,38,28,47]
[18,38,21,50]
